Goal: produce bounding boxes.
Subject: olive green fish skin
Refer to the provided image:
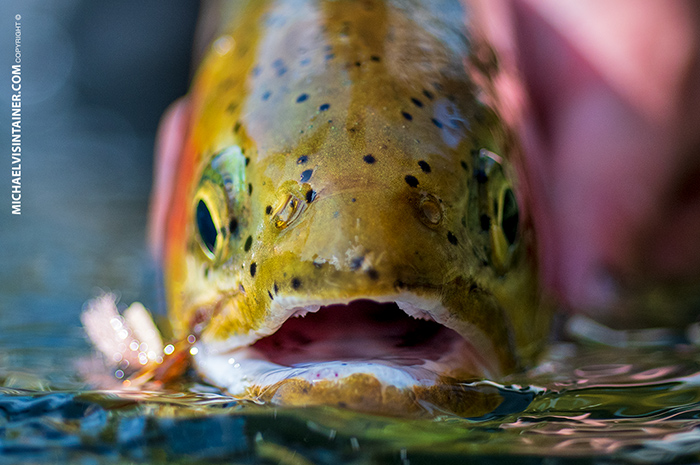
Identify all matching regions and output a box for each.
[170,0,550,376]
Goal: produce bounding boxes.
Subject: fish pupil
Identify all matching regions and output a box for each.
[501,188,519,245]
[196,199,218,255]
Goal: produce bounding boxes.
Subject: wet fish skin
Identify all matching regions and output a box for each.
[153,0,551,385]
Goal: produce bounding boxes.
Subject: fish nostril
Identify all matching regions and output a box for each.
[419,194,442,227]
[273,194,304,230]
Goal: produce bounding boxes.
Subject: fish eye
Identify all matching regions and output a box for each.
[192,146,248,262]
[193,183,228,262]
[474,148,520,271]
[489,185,519,271]
[500,187,519,245]
[196,199,218,257]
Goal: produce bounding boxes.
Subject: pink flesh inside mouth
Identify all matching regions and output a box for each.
[250,300,479,374]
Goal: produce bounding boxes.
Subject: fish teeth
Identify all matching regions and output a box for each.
[395,301,437,322]
[290,305,321,318]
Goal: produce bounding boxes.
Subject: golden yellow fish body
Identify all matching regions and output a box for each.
[159,0,550,413]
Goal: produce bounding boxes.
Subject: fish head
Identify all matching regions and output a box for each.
[153,0,551,415]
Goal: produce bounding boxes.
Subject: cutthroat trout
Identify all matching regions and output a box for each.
[87,0,551,416]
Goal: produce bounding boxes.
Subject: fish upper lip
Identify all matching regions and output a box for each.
[198,294,502,378]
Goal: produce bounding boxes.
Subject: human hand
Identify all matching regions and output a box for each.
[468,0,700,326]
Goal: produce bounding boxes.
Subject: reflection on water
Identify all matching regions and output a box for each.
[3,344,700,464]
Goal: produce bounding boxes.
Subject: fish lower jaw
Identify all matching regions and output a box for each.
[193,340,497,416]
[197,352,444,394]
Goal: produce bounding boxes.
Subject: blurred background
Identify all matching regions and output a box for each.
[0,1,199,383]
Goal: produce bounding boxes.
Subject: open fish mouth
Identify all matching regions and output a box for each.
[81,294,510,416]
[194,296,503,414]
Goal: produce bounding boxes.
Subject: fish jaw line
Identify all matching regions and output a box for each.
[193,291,503,398]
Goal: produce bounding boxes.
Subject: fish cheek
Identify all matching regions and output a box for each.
[442,278,519,373]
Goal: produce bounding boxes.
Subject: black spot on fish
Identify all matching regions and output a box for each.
[226,102,238,113]
[423,89,434,100]
[325,53,335,60]
[480,214,491,231]
[265,205,273,215]
[363,154,375,164]
[274,282,279,294]
[350,256,364,270]
[233,121,241,133]
[250,262,257,277]
[248,183,253,195]
[461,216,467,228]
[300,169,313,182]
[367,268,379,280]
[354,61,361,67]
[475,169,488,184]
[351,198,356,202]
[229,218,239,235]
[272,58,284,68]
[244,235,253,252]
[405,175,419,188]
[319,103,330,111]
[277,66,287,76]
[268,290,273,299]
[447,231,458,245]
[296,93,308,103]
[297,155,308,164]
[418,161,431,173]
[431,118,443,129]
[262,91,272,101]
[245,157,250,167]
[370,55,381,62]
[411,97,423,108]
[251,66,262,77]
[305,189,316,203]
[460,160,468,171]
[401,111,413,121]
[300,57,311,66]
[292,277,301,290]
